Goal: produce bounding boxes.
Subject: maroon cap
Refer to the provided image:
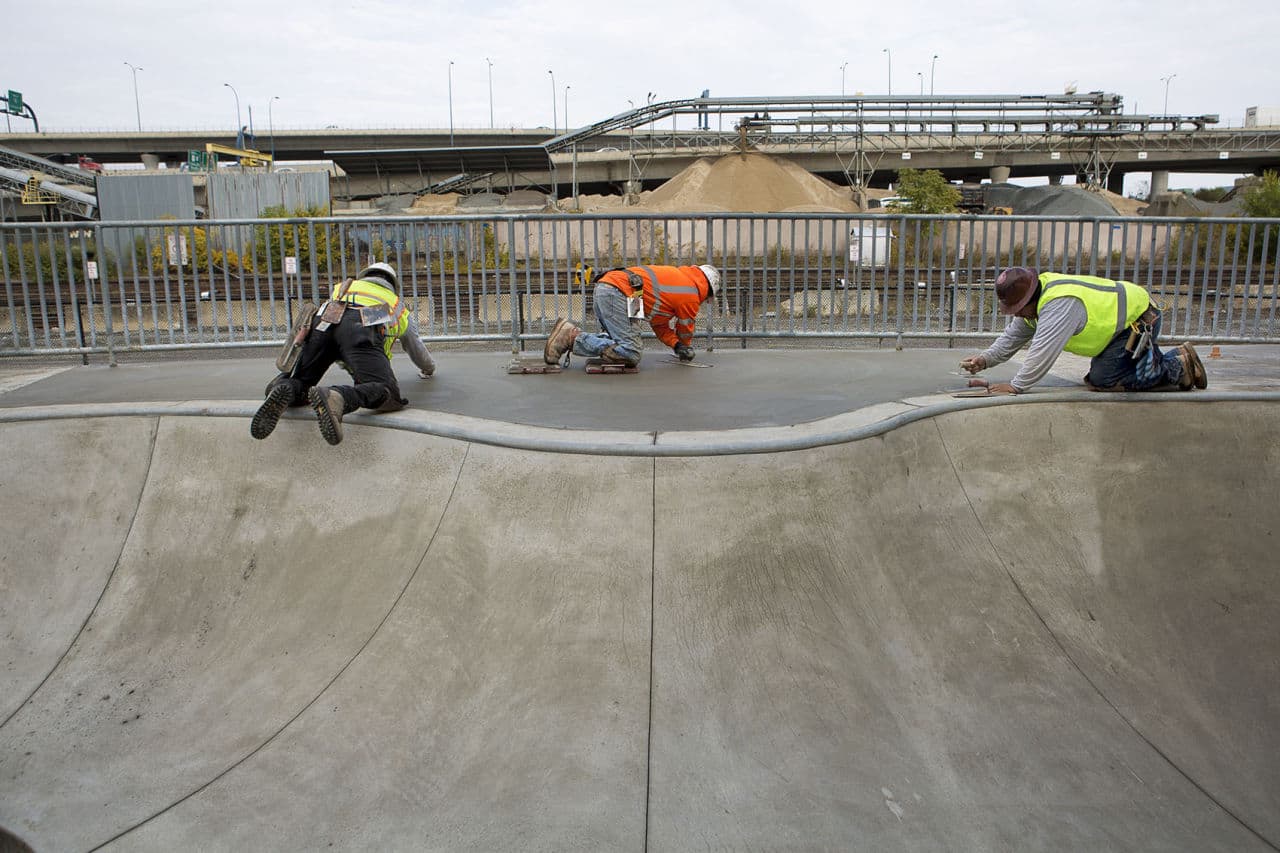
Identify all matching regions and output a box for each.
[996,267,1039,315]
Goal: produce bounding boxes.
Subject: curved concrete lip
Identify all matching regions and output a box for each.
[3,388,1280,456]
[2,344,1278,454]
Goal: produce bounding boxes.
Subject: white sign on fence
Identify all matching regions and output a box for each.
[284,256,298,275]
[85,261,99,280]
[166,234,189,267]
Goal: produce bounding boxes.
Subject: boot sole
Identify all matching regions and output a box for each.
[543,318,575,364]
[250,384,293,439]
[1182,342,1208,389]
[308,387,344,445]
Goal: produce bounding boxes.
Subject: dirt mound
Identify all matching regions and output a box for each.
[638,152,860,213]
[408,193,460,214]
[985,183,1118,216]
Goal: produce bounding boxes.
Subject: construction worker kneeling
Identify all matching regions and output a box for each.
[544,263,719,368]
[960,267,1208,394]
[251,262,435,445]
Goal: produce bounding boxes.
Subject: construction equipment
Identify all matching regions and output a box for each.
[204,142,273,169]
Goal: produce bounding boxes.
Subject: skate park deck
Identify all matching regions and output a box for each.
[1,346,1278,851]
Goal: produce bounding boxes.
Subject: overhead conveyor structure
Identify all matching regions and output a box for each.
[0,144,98,219]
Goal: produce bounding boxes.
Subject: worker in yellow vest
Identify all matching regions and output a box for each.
[251,262,435,445]
[960,267,1207,394]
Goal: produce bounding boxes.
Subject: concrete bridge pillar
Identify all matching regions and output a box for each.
[989,165,1011,183]
[1107,169,1125,194]
[140,153,160,170]
[1048,174,1063,185]
[1150,170,1169,196]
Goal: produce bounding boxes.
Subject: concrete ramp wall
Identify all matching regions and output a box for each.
[0,403,1276,851]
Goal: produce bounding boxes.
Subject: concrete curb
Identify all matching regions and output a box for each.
[2,391,1278,457]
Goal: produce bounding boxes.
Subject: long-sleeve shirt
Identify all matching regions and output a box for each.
[399,314,435,376]
[979,296,1088,392]
[600,266,710,349]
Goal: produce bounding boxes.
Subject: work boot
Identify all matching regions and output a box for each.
[308,386,346,445]
[250,383,294,439]
[543,318,581,364]
[1181,342,1208,389]
[600,345,639,367]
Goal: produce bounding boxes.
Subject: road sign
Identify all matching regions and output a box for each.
[6,90,21,114]
[284,256,298,275]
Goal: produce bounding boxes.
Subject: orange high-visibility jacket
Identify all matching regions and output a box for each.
[598,265,711,348]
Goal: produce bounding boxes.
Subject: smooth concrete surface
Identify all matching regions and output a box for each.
[0,349,1278,851]
[2,345,1279,434]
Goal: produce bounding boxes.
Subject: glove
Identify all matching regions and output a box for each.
[674,343,695,361]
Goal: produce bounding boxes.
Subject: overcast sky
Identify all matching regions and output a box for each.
[3,0,1277,189]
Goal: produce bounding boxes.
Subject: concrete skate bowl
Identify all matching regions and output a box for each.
[1,401,1277,852]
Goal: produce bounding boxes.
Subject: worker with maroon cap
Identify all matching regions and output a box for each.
[960,267,1207,394]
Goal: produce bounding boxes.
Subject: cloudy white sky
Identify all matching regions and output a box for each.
[3,0,1277,189]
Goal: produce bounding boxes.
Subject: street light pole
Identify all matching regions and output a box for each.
[485,57,494,129]
[548,70,557,134]
[840,61,848,98]
[882,48,891,96]
[564,84,570,132]
[124,61,143,131]
[917,71,923,95]
[222,82,241,141]
[447,60,455,146]
[930,54,938,97]
[1161,73,1176,115]
[269,95,280,167]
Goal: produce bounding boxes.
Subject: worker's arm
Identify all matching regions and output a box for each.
[1005,298,1087,392]
[399,314,435,377]
[649,310,679,349]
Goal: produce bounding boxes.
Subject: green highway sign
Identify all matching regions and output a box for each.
[6,90,22,114]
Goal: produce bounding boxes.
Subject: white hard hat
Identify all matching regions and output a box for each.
[358,262,399,290]
[698,264,721,297]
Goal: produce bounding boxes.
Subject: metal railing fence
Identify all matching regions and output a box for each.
[2,211,1278,358]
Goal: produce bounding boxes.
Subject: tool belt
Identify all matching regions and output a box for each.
[1124,302,1162,360]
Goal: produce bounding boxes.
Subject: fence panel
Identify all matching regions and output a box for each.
[3,212,1278,356]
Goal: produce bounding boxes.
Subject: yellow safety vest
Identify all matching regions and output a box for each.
[330,277,410,358]
[1032,273,1150,357]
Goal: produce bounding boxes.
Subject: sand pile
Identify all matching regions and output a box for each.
[637,152,861,213]
[408,192,460,214]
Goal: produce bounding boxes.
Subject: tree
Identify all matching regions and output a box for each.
[1241,170,1280,219]
[891,168,961,214]
[1242,171,1280,263]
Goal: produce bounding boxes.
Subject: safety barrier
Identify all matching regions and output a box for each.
[2,212,1278,357]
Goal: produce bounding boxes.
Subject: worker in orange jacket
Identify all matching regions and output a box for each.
[544,264,720,367]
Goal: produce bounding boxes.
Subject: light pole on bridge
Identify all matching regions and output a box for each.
[486,57,494,129]
[124,62,142,131]
[548,70,557,135]
[1161,73,1177,116]
[222,82,241,143]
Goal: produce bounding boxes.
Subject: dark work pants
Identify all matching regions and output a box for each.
[1084,312,1184,390]
[268,309,403,413]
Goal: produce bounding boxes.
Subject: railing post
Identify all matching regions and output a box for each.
[895,214,906,349]
[508,218,521,353]
[93,224,117,367]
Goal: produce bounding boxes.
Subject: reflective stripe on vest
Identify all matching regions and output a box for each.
[1034,273,1150,357]
[636,265,661,310]
[330,277,410,357]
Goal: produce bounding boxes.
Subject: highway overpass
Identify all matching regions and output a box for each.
[2,94,1279,202]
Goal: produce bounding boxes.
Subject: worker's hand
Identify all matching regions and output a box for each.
[984,382,1019,395]
[674,343,696,362]
[959,355,987,374]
